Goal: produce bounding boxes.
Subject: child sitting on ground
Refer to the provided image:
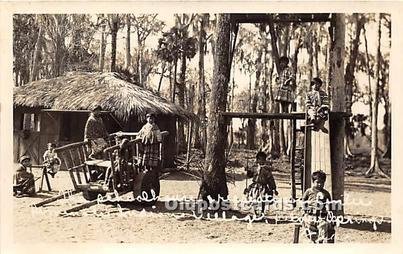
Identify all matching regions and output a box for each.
[305,77,330,133]
[244,151,278,214]
[43,143,60,178]
[301,170,335,243]
[14,155,36,197]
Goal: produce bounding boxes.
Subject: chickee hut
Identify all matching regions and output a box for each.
[13,72,193,167]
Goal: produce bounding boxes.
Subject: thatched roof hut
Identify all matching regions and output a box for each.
[13,72,191,121]
[13,72,191,167]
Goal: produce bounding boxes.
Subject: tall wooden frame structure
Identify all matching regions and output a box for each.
[220,13,346,208]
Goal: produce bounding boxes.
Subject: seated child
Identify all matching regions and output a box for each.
[301,170,335,243]
[244,151,278,213]
[305,77,330,133]
[14,155,36,196]
[43,142,60,177]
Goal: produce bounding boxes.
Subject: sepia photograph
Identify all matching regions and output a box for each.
[3,9,396,247]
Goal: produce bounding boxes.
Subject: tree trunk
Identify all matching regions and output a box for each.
[292,34,301,86]
[110,15,119,72]
[169,62,173,100]
[267,14,280,74]
[157,63,166,94]
[199,14,230,203]
[268,15,289,155]
[363,26,372,123]
[267,15,282,158]
[279,106,286,155]
[328,14,346,212]
[99,22,106,72]
[365,14,389,178]
[313,27,320,77]
[137,34,143,87]
[325,32,331,95]
[30,22,43,82]
[307,24,314,81]
[281,24,290,57]
[247,49,263,150]
[70,15,86,71]
[246,119,256,150]
[229,68,235,149]
[344,14,364,157]
[53,35,65,78]
[125,15,131,69]
[270,107,281,159]
[260,28,270,151]
[345,14,364,114]
[383,100,391,158]
[266,60,280,158]
[172,59,178,103]
[281,23,293,157]
[177,52,187,152]
[194,14,208,151]
[14,70,19,87]
[246,75,253,149]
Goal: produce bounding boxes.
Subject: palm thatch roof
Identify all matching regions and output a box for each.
[14,72,193,121]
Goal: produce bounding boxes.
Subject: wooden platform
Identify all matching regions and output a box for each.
[303,119,332,192]
[84,160,112,168]
[221,112,305,120]
[310,121,332,192]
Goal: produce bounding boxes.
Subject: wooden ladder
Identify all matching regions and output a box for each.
[290,103,305,205]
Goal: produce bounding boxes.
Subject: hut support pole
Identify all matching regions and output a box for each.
[185,120,193,170]
[328,14,346,215]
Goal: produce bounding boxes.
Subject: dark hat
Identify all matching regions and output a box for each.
[93,105,102,111]
[311,77,323,87]
[19,155,31,163]
[146,113,155,118]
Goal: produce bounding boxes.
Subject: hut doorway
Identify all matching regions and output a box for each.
[14,112,42,164]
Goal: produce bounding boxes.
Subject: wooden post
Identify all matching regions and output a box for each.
[31,189,79,207]
[303,126,312,192]
[163,116,177,168]
[290,104,297,204]
[328,14,346,214]
[39,166,52,192]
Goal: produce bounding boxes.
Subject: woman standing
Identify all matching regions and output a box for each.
[137,113,162,170]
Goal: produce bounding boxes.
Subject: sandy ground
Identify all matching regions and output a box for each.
[13,153,391,244]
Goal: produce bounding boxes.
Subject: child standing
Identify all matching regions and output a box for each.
[301,170,335,243]
[305,77,330,133]
[43,143,60,177]
[14,155,36,196]
[275,56,296,112]
[244,151,278,214]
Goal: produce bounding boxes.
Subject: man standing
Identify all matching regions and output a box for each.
[84,105,108,159]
